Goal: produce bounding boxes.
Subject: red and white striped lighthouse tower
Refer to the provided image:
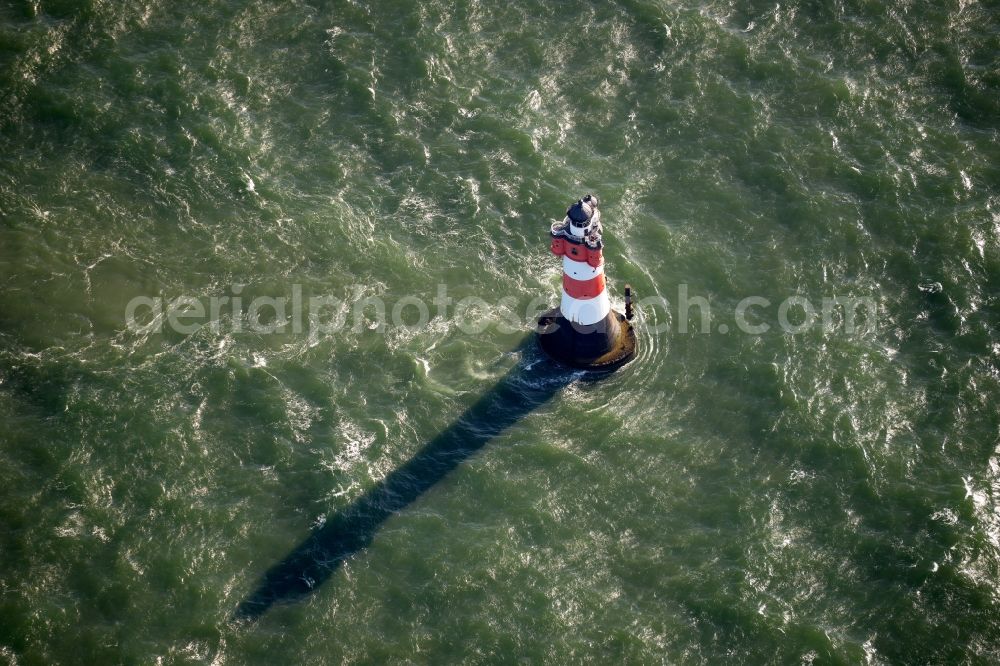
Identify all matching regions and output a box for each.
[537,194,636,370]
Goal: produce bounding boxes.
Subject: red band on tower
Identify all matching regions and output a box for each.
[551,238,604,267]
[562,273,606,299]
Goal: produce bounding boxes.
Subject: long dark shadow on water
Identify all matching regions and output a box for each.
[235,349,575,620]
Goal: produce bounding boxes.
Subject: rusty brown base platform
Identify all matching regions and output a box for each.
[536,308,637,372]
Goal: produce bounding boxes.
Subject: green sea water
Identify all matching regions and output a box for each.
[2,0,999,663]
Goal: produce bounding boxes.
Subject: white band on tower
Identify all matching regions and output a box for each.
[561,289,611,325]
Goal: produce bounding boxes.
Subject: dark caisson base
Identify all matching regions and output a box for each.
[536,308,637,372]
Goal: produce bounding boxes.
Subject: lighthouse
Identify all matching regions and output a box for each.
[537,194,637,371]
